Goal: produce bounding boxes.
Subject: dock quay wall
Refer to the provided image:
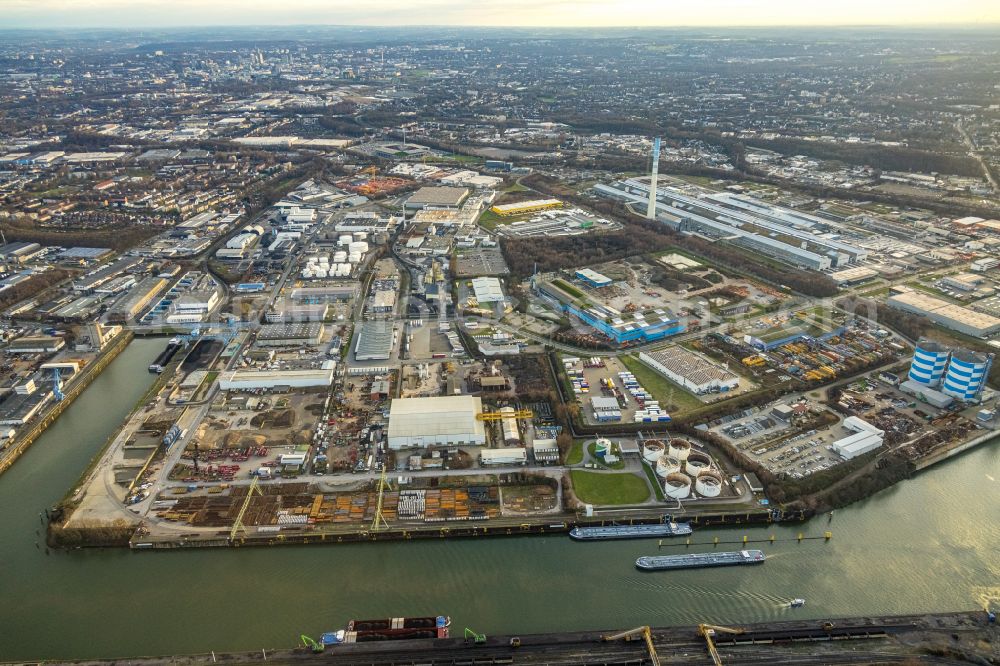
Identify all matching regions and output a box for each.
[914,431,999,472]
[130,507,805,550]
[0,330,133,477]
[8,611,992,665]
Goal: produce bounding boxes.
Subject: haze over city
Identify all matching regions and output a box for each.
[3,0,999,27]
[0,5,999,665]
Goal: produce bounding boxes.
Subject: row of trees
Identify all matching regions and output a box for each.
[0,268,73,310]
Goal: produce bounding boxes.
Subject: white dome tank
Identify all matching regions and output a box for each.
[353,232,369,241]
[667,438,692,461]
[642,439,666,463]
[684,451,711,475]
[348,241,369,254]
[694,470,723,498]
[338,234,353,246]
[655,455,681,478]
[663,472,692,499]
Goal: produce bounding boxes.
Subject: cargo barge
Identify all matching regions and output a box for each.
[570,521,693,541]
[322,615,450,645]
[636,549,766,571]
[148,338,182,373]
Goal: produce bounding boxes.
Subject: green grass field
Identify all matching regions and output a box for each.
[641,461,667,502]
[565,441,584,465]
[551,278,585,300]
[619,354,704,414]
[570,471,650,506]
[587,441,625,470]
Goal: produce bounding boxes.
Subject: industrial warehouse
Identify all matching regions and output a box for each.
[639,346,741,395]
[887,291,1000,337]
[387,396,487,449]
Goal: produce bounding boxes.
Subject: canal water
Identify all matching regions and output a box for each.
[1,338,998,660]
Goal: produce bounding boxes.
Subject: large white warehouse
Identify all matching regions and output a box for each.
[219,366,335,391]
[387,396,486,450]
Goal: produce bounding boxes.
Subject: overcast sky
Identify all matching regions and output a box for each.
[3,0,998,28]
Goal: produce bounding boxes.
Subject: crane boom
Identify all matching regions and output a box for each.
[698,624,744,666]
[229,476,262,541]
[601,626,660,666]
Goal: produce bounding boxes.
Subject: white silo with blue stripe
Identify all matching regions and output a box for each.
[907,340,950,387]
[942,351,992,401]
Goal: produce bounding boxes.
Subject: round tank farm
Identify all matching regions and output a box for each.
[664,472,692,499]
[667,438,692,461]
[655,454,682,478]
[694,470,724,498]
[642,439,666,463]
[684,451,711,475]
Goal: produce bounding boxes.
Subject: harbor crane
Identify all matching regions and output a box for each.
[698,624,745,666]
[464,627,487,644]
[299,635,324,653]
[370,464,393,531]
[601,626,661,666]
[229,475,262,542]
[476,409,533,421]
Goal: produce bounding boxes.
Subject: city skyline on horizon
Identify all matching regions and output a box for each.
[2,0,999,29]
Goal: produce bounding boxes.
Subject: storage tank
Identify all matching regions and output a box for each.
[314,268,328,278]
[338,234,353,246]
[684,451,711,475]
[594,437,612,459]
[333,251,347,263]
[642,439,666,463]
[942,350,992,401]
[694,470,723,498]
[339,263,352,275]
[348,241,369,254]
[667,438,692,461]
[663,472,692,499]
[908,339,950,387]
[353,232,368,241]
[655,455,682,478]
[349,252,362,263]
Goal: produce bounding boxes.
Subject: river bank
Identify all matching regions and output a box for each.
[0,330,133,477]
[0,338,998,662]
[13,611,996,666]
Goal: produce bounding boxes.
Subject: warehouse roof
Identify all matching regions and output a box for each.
[471,277,504,303]
[407,186,469,207]
[388,395,485,439]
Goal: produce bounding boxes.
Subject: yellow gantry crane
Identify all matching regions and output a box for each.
[370,464,393,532]
[476,409,533,422]
[698,624,745,666]
[229,475,262,541]
[601,626,660,666]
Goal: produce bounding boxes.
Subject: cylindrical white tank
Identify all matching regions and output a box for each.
[349,252,362,263]
[663,472,692,499]
[348,241,369,254]
[353,232,368,241]
[694,471,723,498]
[642,439,666,463]
[333,251,347,262]
[594,437,612,459]
[668,439,692,461]
[314,268,328,278]
[338,234,353,246]
[655,455,681,478]
[685,451,711,475]
[339,263,352,274]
